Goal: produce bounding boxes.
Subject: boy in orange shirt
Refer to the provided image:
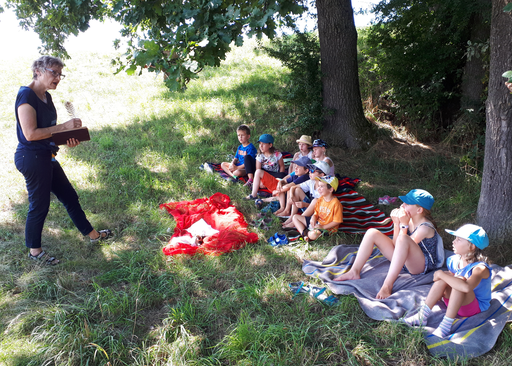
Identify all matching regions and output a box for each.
[291,176,343,241]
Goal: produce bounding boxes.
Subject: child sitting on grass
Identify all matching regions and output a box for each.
[244,134,286,199]
[291,176,343,241]
[333,189,442,299]
[405,224,491,338]
[280,161,330,226]
[221,124,257,183]
[288,135,313,174]
[273,156,311,216]
[311,139,335,176]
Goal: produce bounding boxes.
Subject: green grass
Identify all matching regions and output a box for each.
[0,39,510,365]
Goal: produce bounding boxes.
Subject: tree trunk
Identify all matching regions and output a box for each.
[476,0,512,246]
[316,0,371,149]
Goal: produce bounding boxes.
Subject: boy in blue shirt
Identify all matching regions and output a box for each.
[221,125,257,182]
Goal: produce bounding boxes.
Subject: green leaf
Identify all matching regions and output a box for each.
[126,65,137,76]
[502,70,512,82]
[504,3,512,12]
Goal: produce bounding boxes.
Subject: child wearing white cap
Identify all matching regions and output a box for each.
[405,224,491,338]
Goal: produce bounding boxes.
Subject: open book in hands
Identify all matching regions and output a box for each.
[51,127,91,145]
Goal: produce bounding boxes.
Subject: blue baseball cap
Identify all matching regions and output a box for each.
[399,189,434,210]
[290,156,312,167]
[445,224,489,250]
[312,139,328,148]
[258,134,274,144]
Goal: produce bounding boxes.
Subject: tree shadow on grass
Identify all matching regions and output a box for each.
[0,70,315,364]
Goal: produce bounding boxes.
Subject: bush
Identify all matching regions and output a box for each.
[260,32,324,135]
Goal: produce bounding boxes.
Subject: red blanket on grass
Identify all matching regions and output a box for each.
[160,192,259,256]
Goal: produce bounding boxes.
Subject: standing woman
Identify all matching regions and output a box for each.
[14,56,112,264]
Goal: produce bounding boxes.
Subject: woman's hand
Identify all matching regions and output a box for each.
[66,138,81,147]
[63,118,82,130]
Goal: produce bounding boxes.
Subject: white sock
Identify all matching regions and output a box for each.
[405,303,431,326]
[433,316,454,338]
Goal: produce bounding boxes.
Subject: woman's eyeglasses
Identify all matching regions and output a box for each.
[45,68,66,79]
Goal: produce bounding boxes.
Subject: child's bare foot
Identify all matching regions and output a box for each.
[275,211,291,217]
[282,221,295,228]
[375,284,393,299]
[273,209,284,216]
[333,269,360,282]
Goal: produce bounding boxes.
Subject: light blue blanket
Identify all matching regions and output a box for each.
[302,245,512,359]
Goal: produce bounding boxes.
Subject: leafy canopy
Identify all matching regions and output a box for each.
[6,0,306,91]
[363,0,490,135]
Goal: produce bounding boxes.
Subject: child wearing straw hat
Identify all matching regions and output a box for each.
[288,135,314,174]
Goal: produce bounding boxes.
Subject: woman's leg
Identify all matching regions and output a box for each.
[51,161,94,237]
[15,150,53,252]
[376,233,426,299]
[333,228,395,282]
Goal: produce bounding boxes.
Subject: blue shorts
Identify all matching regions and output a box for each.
[299,195,312,213]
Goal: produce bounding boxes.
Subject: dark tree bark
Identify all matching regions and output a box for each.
[476,0,512,245]
[317,0,371,149]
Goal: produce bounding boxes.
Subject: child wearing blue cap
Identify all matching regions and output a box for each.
[405,224,491,338]
[244,134,286,199]
[311,139,335,176]
[333,189,443,300]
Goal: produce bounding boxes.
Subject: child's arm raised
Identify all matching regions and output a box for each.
[433,266,490,293]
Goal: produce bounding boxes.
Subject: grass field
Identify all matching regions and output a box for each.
[0,40,510,365]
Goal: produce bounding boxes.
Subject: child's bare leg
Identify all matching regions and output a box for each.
[301,200,316,217]
[433,289,475,337]
[283,188,307,225]
[376,233,426,299]
[424,279,450,309]
[233,168,247,177]
[282,203,300,226]
[276,190,293,216]
[308,229,322,241]
[221,162,236,177]
[292,214,307,234]
[333,229,395,282]
[274,192,286,215]
[247,169,265,198]
[445,289,476,319]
